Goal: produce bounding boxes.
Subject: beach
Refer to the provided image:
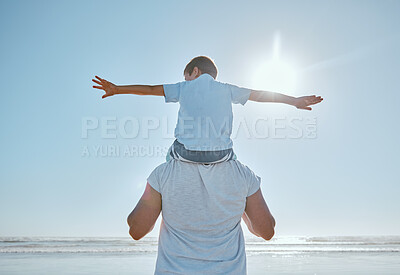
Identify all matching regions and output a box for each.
[1,236,399,274]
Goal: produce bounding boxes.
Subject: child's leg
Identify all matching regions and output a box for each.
[231,151,237,160]
[165,142,175,162]
[166,146,171,162]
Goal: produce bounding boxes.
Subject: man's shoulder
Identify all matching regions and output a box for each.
[149,160,198,187]
[226,160,259,178]
[148,161,172,189]
[152,159,189,175]
[152,161,171,174]
[227,159,249,169]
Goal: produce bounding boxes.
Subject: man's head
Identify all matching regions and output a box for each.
[184,56,218,81]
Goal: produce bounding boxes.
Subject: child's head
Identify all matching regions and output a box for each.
[184,56,218,81]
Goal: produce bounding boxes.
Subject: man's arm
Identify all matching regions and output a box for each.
[249,90,323,111]
[242,212,261,237]
[127,183,162,240]
[243,189,276,240]
[92,75,165,99]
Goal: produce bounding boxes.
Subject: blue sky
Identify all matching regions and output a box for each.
[0,0,399,237]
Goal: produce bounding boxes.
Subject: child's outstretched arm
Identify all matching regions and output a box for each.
[92,75,164,99]
[249,90,323,111]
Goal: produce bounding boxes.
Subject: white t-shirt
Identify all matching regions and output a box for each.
[147,159,261,275]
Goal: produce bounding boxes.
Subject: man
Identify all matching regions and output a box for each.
[127,159,275,275]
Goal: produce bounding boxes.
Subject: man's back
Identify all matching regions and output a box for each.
[147,159,260,275]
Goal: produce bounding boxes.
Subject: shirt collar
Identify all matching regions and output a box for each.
[198,73,214,80]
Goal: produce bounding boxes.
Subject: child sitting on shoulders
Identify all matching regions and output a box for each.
[92,56,323,164]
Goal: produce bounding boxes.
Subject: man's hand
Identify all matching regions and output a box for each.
[92,75,119,99]
[293,95,323,110]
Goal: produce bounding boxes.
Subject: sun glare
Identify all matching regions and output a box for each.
[252,32,298,95]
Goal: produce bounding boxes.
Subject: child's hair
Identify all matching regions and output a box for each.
[184,56,218,79]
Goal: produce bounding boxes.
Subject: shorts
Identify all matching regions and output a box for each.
[166,139,237,164]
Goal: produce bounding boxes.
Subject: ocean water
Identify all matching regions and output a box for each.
[0,236,399,274]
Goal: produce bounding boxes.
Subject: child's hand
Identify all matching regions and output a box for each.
[92,76,119,99]
[293,95,323,110]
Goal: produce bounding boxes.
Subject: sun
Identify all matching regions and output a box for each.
[253,59,297,94]
[252,32,298,95]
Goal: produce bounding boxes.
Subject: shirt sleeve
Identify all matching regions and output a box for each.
[147,166,161,193]
[246,166,261,197]
[229,84,252,105]
[163,82,183,103]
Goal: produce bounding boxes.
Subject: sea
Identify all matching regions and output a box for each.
[0,236,399,274]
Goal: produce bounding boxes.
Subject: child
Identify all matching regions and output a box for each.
[92,56,323,163]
